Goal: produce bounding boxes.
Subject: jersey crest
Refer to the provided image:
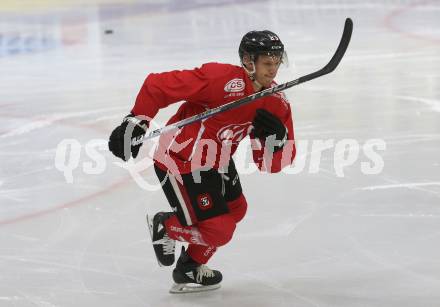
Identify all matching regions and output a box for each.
[216,122,252,145]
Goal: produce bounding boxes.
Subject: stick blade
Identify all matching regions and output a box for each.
[322,17,353,73]
[298,17,353,83]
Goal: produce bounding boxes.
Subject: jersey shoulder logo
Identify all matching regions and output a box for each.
[224,78,245,93]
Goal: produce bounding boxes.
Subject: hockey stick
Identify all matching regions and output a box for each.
[142,18,353,141]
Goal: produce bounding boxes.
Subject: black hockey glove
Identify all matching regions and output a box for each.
[108,113,148,161]
[252,109,287,152]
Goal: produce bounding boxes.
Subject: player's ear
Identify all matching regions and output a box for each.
[242,54,256,72]
[242,54,251,67]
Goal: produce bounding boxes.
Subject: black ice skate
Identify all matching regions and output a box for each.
[170,247,222,294]
[146,212,176,266]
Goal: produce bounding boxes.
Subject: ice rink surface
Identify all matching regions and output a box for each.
[1,0,440,306]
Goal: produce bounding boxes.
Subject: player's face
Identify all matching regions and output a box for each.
[254,54,281,88]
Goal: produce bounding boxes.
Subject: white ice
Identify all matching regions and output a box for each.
[1,1,440,306]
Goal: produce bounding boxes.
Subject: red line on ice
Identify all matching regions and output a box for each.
[0,177,132,226]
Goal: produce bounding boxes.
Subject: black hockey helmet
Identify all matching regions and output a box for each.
[238,30,285,64]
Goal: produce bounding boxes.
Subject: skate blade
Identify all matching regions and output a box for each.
[169,283,220,294]
[146,215,163,268]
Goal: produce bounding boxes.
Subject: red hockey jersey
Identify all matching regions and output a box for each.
[131,62,296,175]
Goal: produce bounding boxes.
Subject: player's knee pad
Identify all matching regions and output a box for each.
[198,214,236,247]
[227,193,247,223]
[213,215,236,246]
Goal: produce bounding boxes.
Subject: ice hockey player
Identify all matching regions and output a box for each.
[108,30,296,293]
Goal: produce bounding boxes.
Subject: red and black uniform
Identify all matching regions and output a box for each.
[132,62,296,264]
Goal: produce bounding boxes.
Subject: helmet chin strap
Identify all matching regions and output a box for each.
[252,79,263,91]
[242,61,263,91]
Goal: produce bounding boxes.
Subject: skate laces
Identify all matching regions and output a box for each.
[162,233,175,255]
[152,233,175,255]
[196,265,215,283]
